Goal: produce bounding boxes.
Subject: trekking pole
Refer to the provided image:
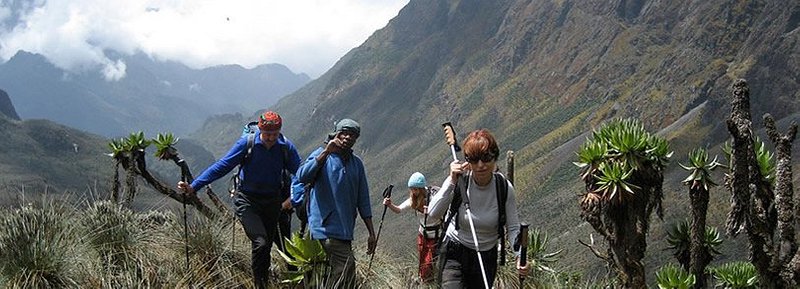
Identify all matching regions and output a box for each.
[230,189,236,251]
[519,223,529,285]
[276,211,289,253]
[172,157,194,274]
[181,176,190,273]
[462,190,490,289]
[423,186,431,234]
[443,122,490,289]
[442,122,462,160]
[506,150,515,185]
[368,184,394,272]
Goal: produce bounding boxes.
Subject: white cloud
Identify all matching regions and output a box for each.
[102,58,126,81]
[0,0,408,79]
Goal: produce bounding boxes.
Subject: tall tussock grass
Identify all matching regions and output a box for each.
[168,216,252,287]
[0,197,254,288]
[0,199,83,288]
[1,195,590,288]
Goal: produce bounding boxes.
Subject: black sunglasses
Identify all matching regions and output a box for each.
[465,153,497,164]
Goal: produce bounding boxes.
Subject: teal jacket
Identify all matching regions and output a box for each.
[295,147,372,240]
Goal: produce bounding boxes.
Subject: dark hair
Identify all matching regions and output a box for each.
[462,129,499,162]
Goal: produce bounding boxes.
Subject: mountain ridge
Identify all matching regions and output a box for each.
[0,89,20,120]
[2,0,798,281]
[0,50,310,137]
[261,0,800,276]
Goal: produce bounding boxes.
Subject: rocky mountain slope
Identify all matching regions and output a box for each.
[12,0,786,279]
[266,0,800,277]
[0,89,19,120]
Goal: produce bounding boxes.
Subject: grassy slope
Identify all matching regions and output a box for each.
[0,116,110,198]
[262,0,800,282]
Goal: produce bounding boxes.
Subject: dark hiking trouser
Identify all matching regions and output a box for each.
[234,192,282,289]
[440,238,498,289]
[320,238,356,289]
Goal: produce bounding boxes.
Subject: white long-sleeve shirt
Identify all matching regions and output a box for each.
[428,174,521,253]
[394,193,444,238]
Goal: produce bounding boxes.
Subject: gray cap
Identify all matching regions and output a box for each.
[334,118,360,136]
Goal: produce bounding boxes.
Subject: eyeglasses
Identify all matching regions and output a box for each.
[465,153,496,164]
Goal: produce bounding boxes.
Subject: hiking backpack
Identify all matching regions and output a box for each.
[418,185,443,239]
[228,121,292,197]
[438,172,510,265]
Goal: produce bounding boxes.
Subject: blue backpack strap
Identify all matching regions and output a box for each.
[230,126,257,196]
[240,121,259,167]
[244,133,256,163]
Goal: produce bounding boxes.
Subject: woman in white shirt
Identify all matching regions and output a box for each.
[383,172,442,283]
[427,129,529,289]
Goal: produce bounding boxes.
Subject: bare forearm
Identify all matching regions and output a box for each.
[363,217,376,236]
[388,203,401,214]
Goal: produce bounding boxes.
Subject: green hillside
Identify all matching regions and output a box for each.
[0,112,226,211]
[4,0,795,285]
[0,115,110,202]
[266,0,800,279]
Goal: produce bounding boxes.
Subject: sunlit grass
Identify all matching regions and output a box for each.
[0,198,84,288]
[0,193,648,288]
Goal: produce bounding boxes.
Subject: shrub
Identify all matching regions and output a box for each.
[711,261,758,289]
[0,202,82,288]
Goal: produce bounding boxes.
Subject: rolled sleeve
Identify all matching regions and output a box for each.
[290,179,306,207]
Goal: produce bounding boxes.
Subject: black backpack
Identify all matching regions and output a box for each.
[419,186,443,239]
[228,121,291,197]
[438,172,510,265]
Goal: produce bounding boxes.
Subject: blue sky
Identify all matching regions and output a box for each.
[0,0,409,79]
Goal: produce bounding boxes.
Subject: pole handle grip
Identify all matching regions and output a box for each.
[442,122,462,161]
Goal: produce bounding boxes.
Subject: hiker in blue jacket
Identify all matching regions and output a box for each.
[294,118,376,289]
[177,111,301,289]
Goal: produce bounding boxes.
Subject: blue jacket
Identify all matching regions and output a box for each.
[290,179,307,207]
[294,147,372,240]
[191,132,301,195]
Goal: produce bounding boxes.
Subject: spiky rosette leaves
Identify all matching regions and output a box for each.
[575,118,672,203]
[753,137,775,184]
[666,220,724,267]
[711,261,758,288]
[594,161,639,202]
[574,141,608,181]
[526,228,563,275]
[679,148,721,191]
[655,263,695,289]
[152,133,179,160]
[124,131,150,152]
[279,232,327,285]
[107,138,126,159]
[720,138,774,184]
